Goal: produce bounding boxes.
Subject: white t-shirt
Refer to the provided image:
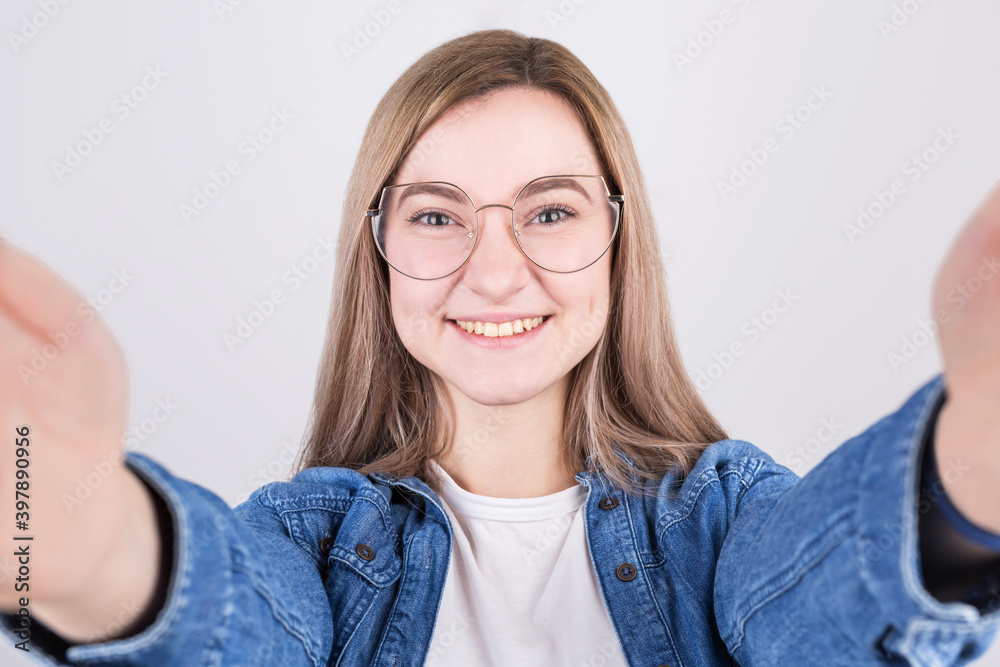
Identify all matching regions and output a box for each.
[425,460,629,666]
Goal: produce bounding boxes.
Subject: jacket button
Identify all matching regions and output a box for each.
[616,562,637,581]
[319,537,334,556]
[356,543,376,561]
[598,497,619,510]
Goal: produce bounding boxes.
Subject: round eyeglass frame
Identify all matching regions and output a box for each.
[364,174,625,281]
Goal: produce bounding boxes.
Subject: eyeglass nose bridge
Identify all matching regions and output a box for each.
[466,202,534,270]
[466,204,534,253]
[473,202,522,238]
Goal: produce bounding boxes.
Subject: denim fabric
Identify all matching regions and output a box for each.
[5,372,1000,665]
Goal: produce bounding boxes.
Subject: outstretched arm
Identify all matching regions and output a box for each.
[0,239,335,665]
[0,237,163,643]
[713,180,1000,665]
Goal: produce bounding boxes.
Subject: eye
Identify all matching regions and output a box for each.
[532,205,574,225]
[410,210,454,227]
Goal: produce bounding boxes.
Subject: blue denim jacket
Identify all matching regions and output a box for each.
[6,373,1000,665]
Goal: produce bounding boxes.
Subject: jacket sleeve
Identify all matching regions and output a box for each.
[713,373,1000,666]
[0,452,334,666]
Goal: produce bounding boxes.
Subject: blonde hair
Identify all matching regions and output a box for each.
[294,28,728,497]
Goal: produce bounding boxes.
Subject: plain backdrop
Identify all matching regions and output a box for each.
[2,0,1000,664]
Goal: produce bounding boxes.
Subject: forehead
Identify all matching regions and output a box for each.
[392,87,603,201]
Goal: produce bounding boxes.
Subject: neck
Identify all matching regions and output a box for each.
[435,375,578,498]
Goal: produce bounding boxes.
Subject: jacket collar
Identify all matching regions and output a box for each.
[577,448,638,486]
[368,448,636,497]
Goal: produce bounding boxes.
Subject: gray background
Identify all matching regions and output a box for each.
[2,0,999,663]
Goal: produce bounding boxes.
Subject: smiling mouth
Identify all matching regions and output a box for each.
[453,316,548,337]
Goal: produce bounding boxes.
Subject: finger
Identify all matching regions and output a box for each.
[0,238,94,342]
[0,309,43,416]
[0,305,43,368]
[948,178,1000,264]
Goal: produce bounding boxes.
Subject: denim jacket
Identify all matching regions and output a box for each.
[5,372,1000,666]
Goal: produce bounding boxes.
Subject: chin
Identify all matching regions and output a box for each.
[448,374,550,407]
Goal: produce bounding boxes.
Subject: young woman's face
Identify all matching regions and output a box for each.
[387,87,613,408]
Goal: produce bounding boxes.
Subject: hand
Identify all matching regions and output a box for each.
[0,237,159,641]
[932,179,1000,534]
[0,238,129,461]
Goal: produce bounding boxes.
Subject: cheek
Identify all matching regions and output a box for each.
[546,270,612,357]
[387,275,450,350]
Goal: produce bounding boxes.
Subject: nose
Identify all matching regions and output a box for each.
[459,205,531,300]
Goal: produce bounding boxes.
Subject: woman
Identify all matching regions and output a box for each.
[2,28,1000,666]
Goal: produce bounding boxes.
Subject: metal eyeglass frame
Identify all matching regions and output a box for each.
[365,174,625,281]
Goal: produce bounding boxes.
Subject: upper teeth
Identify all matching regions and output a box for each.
[455,316,546,337]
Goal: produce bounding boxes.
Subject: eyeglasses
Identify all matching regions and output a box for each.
[365,174,624,280]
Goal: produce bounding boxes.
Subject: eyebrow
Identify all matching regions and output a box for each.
[394,183,468,210]
[393,177,595,209]
[517,177,594,205]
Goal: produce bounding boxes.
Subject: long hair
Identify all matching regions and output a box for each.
[293,29,728,497]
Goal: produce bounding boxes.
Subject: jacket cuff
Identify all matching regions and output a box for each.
[859,373,1000,660]
[0,463,175,662]
[0,452,245,665]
